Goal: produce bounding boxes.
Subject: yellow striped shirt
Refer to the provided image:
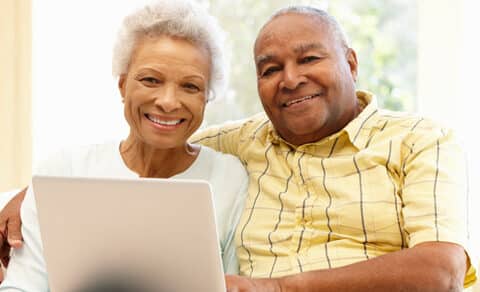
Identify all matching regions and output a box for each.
[193,91,477,287]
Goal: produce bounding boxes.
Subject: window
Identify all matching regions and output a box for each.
[33,0,417,162]
[202,0,417,125]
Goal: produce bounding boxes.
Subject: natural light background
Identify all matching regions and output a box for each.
[32,0,479,263]
[417,0,480,260]
[32,0,419,160]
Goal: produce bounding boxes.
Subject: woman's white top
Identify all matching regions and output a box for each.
[0,142,248,292]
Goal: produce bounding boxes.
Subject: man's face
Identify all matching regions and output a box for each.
[254,13,359,146]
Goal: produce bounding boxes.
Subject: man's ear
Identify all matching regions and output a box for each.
[118,74,127,103]
[346,48,358,82]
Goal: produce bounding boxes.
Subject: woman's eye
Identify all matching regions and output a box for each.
[261,66,280,78]
[183,83,201,93]
[140,77,160,86]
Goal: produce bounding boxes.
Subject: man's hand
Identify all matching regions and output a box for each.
[225,275,284,292]
[0,188,27,268]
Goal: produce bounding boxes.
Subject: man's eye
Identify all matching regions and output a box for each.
[300,56,320,64]
[261,66,280,77]
[183,83,201,92]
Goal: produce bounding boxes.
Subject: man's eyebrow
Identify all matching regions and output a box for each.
[255,43,328,68]
[255,54,275,68]
[294,42,327,54]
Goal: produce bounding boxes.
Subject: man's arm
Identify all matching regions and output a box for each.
[191,122,243,155]
[0,147,75,266]
[0,188,26,271]
[226,241,467,292]
[191,113,266,156]
[0,186,49,291]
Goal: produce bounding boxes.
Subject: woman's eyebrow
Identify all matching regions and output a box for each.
[182,75,206,82]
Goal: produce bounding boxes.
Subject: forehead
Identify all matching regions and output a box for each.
[130,35,211,75]
[255,13,335,55]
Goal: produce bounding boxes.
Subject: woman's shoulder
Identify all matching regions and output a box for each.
[33,140,122,176]
[75,140,121,159]
[197,146,248,191]
[197,146,248,216]
[200,146,246,175]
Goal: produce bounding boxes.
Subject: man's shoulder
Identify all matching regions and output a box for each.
[192,112,270,143]
[214,112,269,134]
[377,109,447,134]
[374,109,456,146]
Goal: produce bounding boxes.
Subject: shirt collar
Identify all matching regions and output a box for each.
[266,90,379,150]
[343,90,379,150]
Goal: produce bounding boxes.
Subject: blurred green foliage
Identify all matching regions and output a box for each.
[201,0,417,125]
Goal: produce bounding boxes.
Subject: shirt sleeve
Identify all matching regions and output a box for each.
[401,127,477,287]
[0,187,49,292]
[190,119,247,157]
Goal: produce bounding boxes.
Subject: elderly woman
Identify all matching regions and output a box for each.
[0,0,247,291]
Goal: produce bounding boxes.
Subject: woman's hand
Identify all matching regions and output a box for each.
[0,187,27,280]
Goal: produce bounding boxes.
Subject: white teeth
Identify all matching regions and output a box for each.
[284,94,319,107]
[146,115,182,126]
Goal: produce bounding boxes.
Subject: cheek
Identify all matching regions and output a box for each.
[311,61,343,85]
[123,97,142,127]
[123,86,151,116]
[194,102,205,122]
[334,63,354,89]
[257,81,277,108]
[122,100,134,128]
[187,98,207,125]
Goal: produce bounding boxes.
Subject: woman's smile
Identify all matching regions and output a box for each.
[144,113,185,130]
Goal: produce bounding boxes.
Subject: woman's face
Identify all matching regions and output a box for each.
[119,35,211,150]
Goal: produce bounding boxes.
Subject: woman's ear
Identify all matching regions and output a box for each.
[118,74,127,103]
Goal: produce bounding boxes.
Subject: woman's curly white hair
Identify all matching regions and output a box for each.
[112,0,227,99]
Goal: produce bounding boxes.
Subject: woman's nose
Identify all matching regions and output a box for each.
[154,85,181,113]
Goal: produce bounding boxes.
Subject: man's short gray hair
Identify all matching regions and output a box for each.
[266,5,349,50]
[112,0,227,98]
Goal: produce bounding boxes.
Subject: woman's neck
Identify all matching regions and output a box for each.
[120,134,200,178]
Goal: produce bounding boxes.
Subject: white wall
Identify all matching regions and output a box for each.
[459,4,480,288]
[417,2,480,286]
[32,0,145,163]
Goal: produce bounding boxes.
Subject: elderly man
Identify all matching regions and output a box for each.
[0,5,477,292]
[193,6,476,292]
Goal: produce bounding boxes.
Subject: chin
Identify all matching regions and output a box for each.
[290,119,325,133]
[145,138,182,150]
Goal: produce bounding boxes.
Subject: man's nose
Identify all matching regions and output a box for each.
[279,63,307,91]
[154,85,181,113]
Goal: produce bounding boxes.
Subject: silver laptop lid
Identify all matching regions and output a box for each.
[32,175,226,292]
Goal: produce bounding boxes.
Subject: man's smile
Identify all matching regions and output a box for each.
[282,92,322,108]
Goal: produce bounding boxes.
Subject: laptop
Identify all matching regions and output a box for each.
[32,175,226,292]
